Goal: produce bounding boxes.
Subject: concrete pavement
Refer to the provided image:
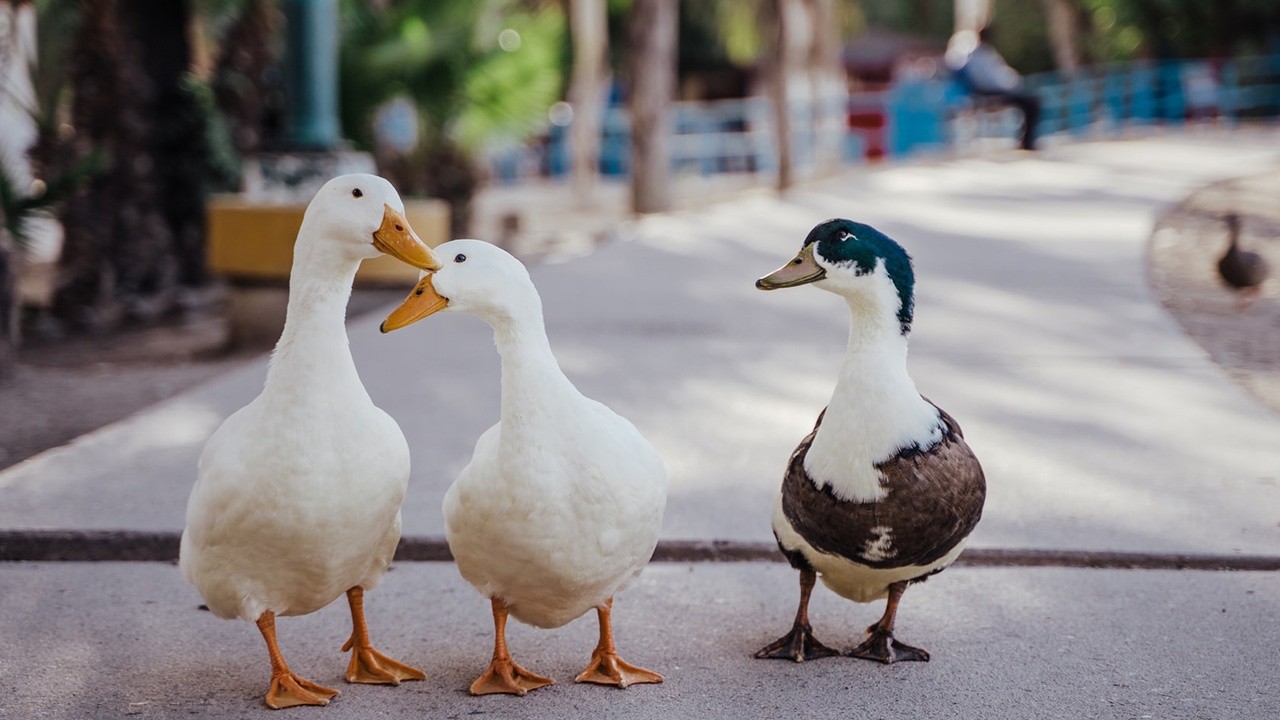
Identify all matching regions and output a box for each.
[2,129,1280,718]
[2,562,1277,720]
[3,129,1279,554]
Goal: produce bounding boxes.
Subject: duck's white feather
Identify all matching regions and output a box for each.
[180,177,412,623]
[436,240,667,629]
[803,271,942,504]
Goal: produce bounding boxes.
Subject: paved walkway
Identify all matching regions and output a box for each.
[3,562,1276,720]
[3,129,1279,554]
[2,129,1280,719]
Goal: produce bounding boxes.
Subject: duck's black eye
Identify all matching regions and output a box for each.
[455,254,467,263]
[352,188,363,198]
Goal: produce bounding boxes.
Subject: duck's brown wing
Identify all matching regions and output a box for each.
[780,400,985,570]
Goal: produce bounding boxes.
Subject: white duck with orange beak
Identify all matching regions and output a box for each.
[381,239,667,696]
[179,175,438,709]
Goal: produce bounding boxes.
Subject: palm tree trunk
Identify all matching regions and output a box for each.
[0,229,18,372]
[806,0,845,174]
[766,0,795,191]
[627,0,676,214]
[954,0,992,34]
[129,0,207,288]
[1040,0,1082,74]
[55,0,125,325]
[569,0,607,204]
[56,0,183,327]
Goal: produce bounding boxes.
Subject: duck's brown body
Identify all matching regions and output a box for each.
[778,401,985,582]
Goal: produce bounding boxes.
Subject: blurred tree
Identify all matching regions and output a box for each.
[126,0,211,290]
[0,148,96,357]
[808,0,846,173]
[210,0,281,161]
[0,217,11,368]
[861,0,953,40]
[989,0,1054,74]
[1080,0,1280,61]
[1040,0,1086,73]
[54,0,214,330]
[762,0,795,191]
[55,0,135,326]
[627,0,676,212]
[569,0,607,203]
[338,0,565,235]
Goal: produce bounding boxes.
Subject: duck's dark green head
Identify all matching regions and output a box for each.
[756,218,916,335]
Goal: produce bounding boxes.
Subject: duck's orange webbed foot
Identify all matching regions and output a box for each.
[266,672,340,709]
[574,597,662,689]
[341,586,427,685]
[469,657,554,696]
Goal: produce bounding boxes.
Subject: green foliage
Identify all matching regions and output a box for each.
[1080,0,1280,61]
[991,0,1055,74]
[183,74,241,193]
[338,0,566,156]
[31,0,82,141]
[0,151,101,248]
[862,0,953,41]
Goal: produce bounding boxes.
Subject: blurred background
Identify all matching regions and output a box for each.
[0,0,1278,466]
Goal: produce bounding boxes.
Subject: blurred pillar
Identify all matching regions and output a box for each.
[766,0,804,191]
[954,0,991,33]
[283,0,340,149]
[628,0,676,214]
[1039,0,1083,75]
[569,0,607,204]
[806,0,846,174]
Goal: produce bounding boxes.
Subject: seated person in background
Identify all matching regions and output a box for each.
[945,24,1042,151]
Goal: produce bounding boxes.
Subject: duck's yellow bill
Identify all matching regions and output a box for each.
[381,274,448,333]
[373,204,440,271]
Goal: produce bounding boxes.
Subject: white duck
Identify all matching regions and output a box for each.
[180,174,438,709]
[380,240,668,696]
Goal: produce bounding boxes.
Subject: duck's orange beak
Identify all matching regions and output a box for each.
[372,204,440,270]
[381,273,448,333]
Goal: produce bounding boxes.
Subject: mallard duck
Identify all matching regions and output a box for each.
[380,239,667,696]
[753,218,985,665]
[1217,213,1268,308]
[179,174,437,709]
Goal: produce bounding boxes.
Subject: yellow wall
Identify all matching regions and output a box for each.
[207,196,450,286]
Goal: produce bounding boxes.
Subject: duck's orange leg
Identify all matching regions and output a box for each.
[256,611,339,709]
[341,586,427,684]
[469,597,553,696]
[575,597,663,688]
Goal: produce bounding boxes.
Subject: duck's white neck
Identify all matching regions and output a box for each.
[803,296,942,502]
[487,298,581,445]
[263,235,365,399]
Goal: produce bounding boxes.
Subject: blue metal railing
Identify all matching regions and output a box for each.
[975,55,1279,146]
[488,93,857,184]
[487,54,1280,183]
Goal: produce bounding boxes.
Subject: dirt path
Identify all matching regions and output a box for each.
[1147,170,1280,414]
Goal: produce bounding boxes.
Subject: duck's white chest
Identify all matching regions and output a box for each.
[182,393,411,620]
[444,411,667,628]
[804,342,942,502]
